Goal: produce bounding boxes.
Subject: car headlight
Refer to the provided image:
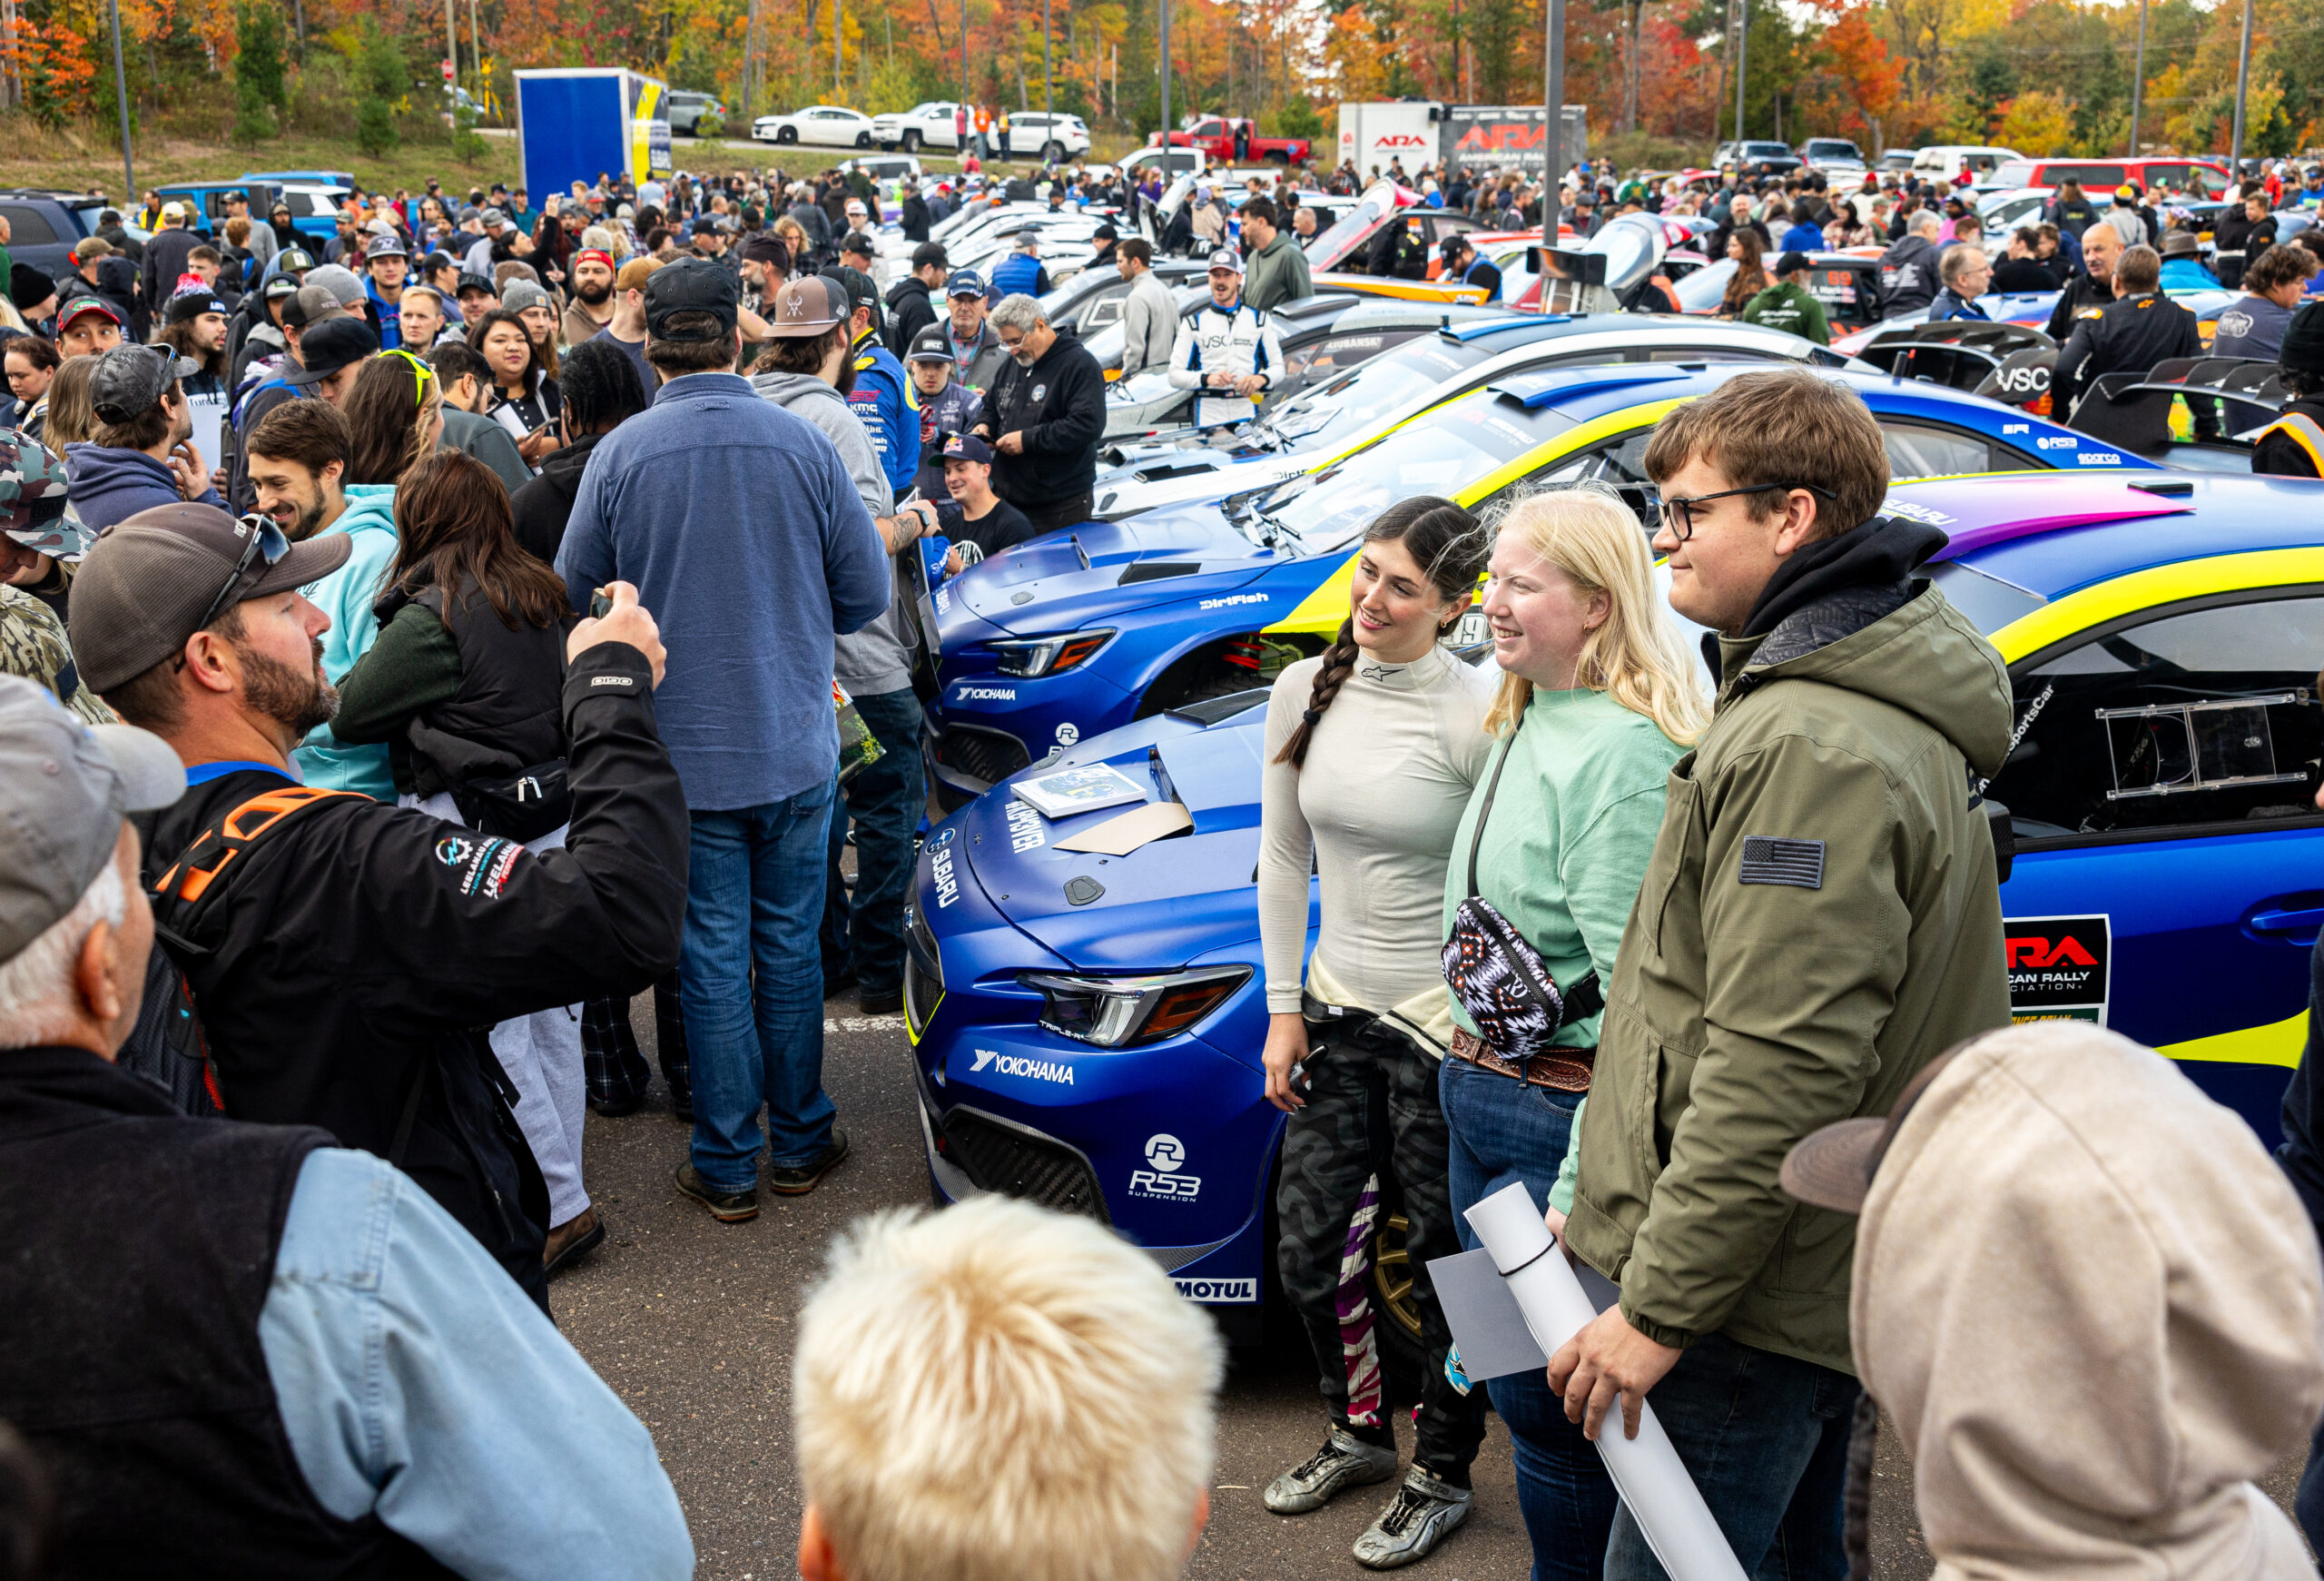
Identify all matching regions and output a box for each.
[989,628,1115,677]
[1018,967,1249,1047]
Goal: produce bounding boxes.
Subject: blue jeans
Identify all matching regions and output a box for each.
[682,781,836,1191]
[819,688,926,997]
[1602,1333,1860,1581]
[1441,1053,1617,1581]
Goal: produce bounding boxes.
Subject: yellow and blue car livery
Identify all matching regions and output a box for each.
[926,361,2158,803]
[903,468,2324,1334]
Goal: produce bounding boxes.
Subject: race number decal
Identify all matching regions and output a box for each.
[2004,914,2109,1026]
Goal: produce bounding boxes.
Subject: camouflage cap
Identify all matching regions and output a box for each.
[0,433,86,560]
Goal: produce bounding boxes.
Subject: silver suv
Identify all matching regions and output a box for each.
[667,91,727,137]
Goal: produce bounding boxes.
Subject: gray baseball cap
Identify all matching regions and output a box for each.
[0,674,183,962]
[68,504,351,695]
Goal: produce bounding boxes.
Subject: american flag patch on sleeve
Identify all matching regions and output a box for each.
[1739,836,1825,889]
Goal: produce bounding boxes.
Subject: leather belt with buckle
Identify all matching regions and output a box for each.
[1449,1026,1596,1092]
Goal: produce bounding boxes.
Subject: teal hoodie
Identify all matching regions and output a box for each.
[293,483,399,798]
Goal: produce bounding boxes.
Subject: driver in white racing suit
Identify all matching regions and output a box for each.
[1168,246,1286,432]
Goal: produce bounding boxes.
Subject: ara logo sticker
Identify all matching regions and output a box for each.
[2004,914,2109,1025]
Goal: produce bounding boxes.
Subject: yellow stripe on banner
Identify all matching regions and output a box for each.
[1265,398,1693,638]
[2158,1010,2308,1070]
[1989,548,2324,665]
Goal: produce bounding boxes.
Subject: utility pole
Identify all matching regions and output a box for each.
[1043,0,1051,118]
[445,0,458,101]
[1541,0,1563,194]
[2128,0,2147,154]
[1732,0,1748,143]
[2229,0,2253,171]
[743,0,762,120]
[1158,0,1171,162]
[106,0,132,205]
[834,0,842,97]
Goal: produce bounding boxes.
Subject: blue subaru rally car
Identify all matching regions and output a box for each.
[924,363,2160,805]
[907,469,2324,1349]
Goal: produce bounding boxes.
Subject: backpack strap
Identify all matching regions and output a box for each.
[149,785,365,943]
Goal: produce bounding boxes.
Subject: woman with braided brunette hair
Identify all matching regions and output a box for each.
[1255,494,1498,1568]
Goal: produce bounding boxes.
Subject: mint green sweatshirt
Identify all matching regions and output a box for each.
[1440,687,1685,1049]
[291,483,399,799]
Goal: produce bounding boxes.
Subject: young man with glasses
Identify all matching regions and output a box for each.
[64,502,689,1312]
[1546,367,2014,1580]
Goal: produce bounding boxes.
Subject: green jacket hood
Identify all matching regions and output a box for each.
[1717,583,2014,782]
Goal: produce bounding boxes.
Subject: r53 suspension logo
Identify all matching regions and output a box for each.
[1129,1132,1201,1201]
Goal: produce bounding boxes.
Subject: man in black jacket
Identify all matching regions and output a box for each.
[66,502,688,1309]
[2054,243,2211,435]
[899,181,932,242]
[884,242,947,356]
[973,293,1106,534]
[2043,217,2125,341]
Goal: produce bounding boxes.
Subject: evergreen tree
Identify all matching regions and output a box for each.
[352,16,402,156]
[232,0,287,145]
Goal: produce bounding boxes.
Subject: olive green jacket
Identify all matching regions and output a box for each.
[1563,583,2014,1376]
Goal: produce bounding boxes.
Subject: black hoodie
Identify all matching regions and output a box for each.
[509,430,604,566]
[974,326,1107,511]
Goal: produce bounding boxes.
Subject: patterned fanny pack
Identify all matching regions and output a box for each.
[1439,728,1603,1063]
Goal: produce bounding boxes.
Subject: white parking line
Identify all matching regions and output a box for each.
[824,1014,907,1033]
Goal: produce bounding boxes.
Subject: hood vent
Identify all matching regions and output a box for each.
[1118,561,1202,586]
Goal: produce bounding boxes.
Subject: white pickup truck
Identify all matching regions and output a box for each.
[872,102,970,153]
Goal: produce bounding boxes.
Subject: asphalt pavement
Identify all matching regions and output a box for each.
[556,989,2301,1580]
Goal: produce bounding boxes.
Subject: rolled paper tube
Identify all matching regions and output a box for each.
[1463,1181,1749,1581]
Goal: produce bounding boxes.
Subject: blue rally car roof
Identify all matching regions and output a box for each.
[1887,472,2324,603]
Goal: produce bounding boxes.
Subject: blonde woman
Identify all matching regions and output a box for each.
[1256,496,1497,1567]
[1435,481,1709,1580]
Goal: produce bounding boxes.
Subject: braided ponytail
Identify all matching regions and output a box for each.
[1274,619,1360,767]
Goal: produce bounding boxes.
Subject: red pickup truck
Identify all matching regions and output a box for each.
[1150,115,1312,167]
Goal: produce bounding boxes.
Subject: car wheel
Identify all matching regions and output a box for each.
[777,125,797,144]
[902,130,922,153]
[1370,1210,1429,1403]
[1041,140,1065,164]
[856,131,873,148]
[1265,151,1289,166]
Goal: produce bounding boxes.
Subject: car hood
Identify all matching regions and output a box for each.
[949,506,1271,634]
[957,705,1271,969]
[1094,456,1311,519]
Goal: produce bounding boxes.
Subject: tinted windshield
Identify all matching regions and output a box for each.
[1263,334,1493,445]
[1745,143,1791,157]
[1674,258,1737,312]
[1306,189,1394,272]
[1260,387,1574,550]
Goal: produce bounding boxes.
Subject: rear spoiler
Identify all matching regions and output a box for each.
[2081,355,2287,407]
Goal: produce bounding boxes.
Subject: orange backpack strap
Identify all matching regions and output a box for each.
[2258,412,2324,477]
[150,786,365,932]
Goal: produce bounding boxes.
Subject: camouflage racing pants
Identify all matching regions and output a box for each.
[1276,1012,1488,1478]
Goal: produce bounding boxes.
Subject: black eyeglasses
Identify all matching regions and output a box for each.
[188,513,290,643]
[1658,481,1835,541]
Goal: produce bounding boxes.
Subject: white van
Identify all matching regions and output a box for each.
[1911,144,2024,182]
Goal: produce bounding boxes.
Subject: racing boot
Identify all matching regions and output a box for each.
[1262,1427,1398,1515]
[1351,1465,1472,1569]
